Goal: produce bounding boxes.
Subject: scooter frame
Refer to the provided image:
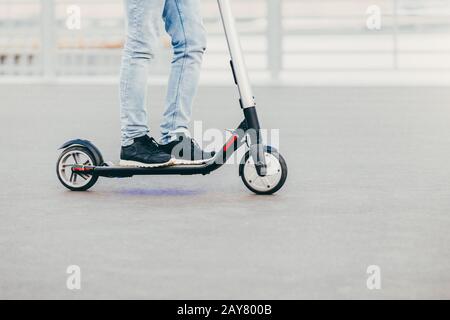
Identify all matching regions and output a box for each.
[68,120,253,177]
[63,0,268,179]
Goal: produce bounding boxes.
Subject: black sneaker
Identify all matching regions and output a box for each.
[159,135,216,165]
[120,135,174,168]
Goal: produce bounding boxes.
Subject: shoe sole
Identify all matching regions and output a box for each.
[119,158,175,168]
[173,157,214,165]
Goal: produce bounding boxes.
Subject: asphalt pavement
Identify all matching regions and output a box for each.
[1,84,450,299]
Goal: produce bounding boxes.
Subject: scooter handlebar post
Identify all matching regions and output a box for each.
[217,0,256,109]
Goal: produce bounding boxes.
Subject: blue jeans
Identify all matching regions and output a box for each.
[120,0,206,146]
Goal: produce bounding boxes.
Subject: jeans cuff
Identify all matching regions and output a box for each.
[160,128,191,145]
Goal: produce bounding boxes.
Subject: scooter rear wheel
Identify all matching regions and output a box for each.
[56,146,98,191]
[239,147,287,195]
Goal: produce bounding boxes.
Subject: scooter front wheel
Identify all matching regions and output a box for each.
[56,146,98,191]
[239,147,288,195]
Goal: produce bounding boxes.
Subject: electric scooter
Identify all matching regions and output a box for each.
[56,0,288,195]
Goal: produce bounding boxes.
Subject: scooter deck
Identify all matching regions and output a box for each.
[72,163,216,178]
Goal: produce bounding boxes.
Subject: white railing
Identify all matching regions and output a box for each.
[1,0,450,81]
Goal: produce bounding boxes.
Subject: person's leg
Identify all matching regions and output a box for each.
[120,0,165,147]
[159,0,207,144]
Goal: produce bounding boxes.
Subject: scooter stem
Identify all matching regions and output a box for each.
[217,0,267,176]
[217,0,256,109]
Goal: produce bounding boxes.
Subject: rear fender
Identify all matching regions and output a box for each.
[59,139,104,166]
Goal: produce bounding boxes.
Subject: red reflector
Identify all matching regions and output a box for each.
[73,167,91,172]
[223,135,238,152]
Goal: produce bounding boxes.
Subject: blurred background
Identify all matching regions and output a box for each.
[1,0,450,85]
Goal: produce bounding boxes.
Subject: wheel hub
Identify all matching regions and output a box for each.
[243,152,283,192]
[58,150,94,189]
